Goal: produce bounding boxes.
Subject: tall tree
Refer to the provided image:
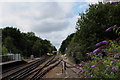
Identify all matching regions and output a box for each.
[63,2,120,63]
[2,27,56,58]
[59,33,75,54]
[4,36,14,53]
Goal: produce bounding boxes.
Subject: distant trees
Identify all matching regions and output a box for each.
[4,36,14,53]
[2,27,57,57]
[59,33,75,54]
[60,2,120,63]
[2,27,22,54]
[2,45,8,54]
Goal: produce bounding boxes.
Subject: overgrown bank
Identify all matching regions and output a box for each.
[59,2,120,63]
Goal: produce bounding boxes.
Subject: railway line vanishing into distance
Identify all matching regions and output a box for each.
[1,55,82,79]
[1,55,61,80]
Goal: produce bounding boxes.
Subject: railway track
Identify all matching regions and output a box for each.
[2,61,27,74]
[2,57,47,76]
[1,55,60,80]
[28,56,60,80]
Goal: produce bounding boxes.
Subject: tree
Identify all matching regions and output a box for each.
[26,32,35,37]
[32,39,41,57]
[51,46,57,55]
[2,45,8,54]
[62,2,120,63]
[2,27,56,58]
[59,33,75,54]
[4,36,14,53]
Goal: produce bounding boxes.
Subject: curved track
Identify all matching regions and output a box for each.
[2,55,60,80]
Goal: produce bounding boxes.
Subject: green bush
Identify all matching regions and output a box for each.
[64,2,120,63]
[77,26,120,78]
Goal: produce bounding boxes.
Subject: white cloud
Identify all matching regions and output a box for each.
[79,4,88,9]
[0,2,76,49]
[84,0,102,4]
[0,2,73,31]
[0,2,93,49]
[0,0,102,3]
[36,15,77,49]
[0,0,88,2]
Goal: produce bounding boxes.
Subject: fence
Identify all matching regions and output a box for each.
[0,53,21,62]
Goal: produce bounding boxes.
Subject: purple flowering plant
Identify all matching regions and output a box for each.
[106,25,120,35]
[77,25,120,78]
[110,2,119,5]
[92,48,101,53]
[90,64,97,68]
[93,48,106,54]
[111,66,117,70]
[105,25,117,32]
[96,40,109,46]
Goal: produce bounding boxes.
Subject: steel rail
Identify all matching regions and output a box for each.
[1,56,50,80]
[30,56,56,80]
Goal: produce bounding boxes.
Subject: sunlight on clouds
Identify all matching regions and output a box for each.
[85,0,102,4]
[0,2,89,49]
[0,2,76,49]
[36,15,77,49]
[0,0,102,3]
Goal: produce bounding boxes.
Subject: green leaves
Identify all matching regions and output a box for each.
[59,33,75,55]
[115,27,120,35]
[2,45,8,54]
[2,27,56,57]
[61,2,120,63]
[59,2,120,78]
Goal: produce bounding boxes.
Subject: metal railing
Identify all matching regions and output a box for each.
[0,53,21,62]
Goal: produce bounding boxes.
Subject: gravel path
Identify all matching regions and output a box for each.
[43,56,80,78]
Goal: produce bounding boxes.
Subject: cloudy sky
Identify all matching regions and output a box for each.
[0,0,101,49]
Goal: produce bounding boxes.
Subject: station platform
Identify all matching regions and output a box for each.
[0,58,42,73]
[0,60,19,65]
[1,60,27,73]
